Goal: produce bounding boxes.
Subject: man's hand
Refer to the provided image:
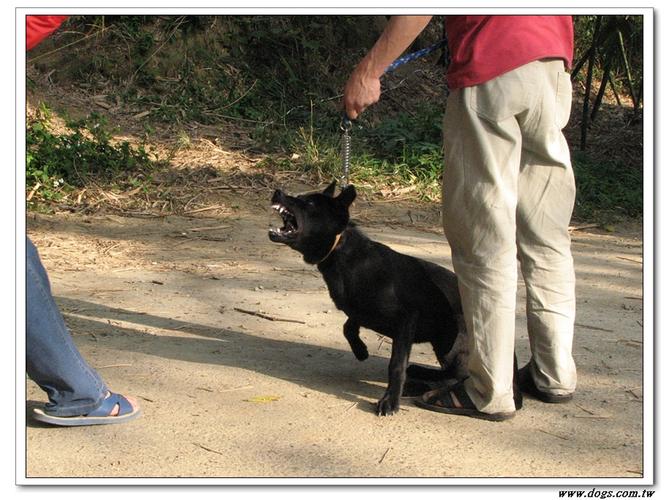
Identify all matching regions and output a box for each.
[343,16,432,120]
[343,65,382,120]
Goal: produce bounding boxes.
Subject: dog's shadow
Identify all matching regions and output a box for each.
[49,297,421,414]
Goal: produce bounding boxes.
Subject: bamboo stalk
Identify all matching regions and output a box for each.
[617,28,638,112]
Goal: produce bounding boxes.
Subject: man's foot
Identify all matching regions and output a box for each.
[518,364,573,404]
[414,380,515,422]
[32,391,141,426]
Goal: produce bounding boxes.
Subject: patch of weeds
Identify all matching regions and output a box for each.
[571,151,643,222]
[26,103,161,202]
[341,106,444,197]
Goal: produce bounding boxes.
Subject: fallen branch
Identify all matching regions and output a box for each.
[617,339,642,348]
[575,323,614,333]
[379,447,392,464]
[133,110,151,120]
[574,403,597,415]
[119,211,170,218]
[568,223,600,232]
[193,443,224,456]
[626,388,641,400]
[184,205,224,214]
[102,242,122,255]
[538,429,569,441]
[617,256,643,264]
[189,225,232,232]
[343,402,358,413]
[233,307,306,324]
[573,415,611,420]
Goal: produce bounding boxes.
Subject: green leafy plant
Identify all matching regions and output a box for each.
[571,151,643,221]
[26,104,158,201]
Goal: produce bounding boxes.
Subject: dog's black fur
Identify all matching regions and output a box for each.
[269,182,473,416]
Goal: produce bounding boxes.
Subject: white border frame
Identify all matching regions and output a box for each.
[11,5,657,494]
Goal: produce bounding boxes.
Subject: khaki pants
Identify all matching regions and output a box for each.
[442,59,577,414]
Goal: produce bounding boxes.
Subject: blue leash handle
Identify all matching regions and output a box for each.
[341,38,448,126]
[384,39,448,74]
[343,37,448,126]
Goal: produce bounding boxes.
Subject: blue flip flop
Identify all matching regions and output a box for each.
[32,392,141,427]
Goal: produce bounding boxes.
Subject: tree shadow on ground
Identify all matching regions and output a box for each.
[48,297,406,413]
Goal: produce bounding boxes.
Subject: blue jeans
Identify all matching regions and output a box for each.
[26,237,108,416]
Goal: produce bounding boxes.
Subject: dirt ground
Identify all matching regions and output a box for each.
[23,179,645,480]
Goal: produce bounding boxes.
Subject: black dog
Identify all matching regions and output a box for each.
[269,182,469,416]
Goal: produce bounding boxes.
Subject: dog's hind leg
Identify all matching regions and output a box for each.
[343,318,368,361]
[405,326,459,382]
[406,321,468,385]
[377,314,416,416]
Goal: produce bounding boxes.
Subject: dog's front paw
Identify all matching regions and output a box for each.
[376,394,400,416]
[352,344,369,361]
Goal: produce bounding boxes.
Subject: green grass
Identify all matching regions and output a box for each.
[571,151,643,221]
[26,100,642,224]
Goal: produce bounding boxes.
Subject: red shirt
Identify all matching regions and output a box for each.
[445,15,573,89]
[26,15,68,50]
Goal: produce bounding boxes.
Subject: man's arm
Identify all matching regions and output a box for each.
[343,16,432,120]
[26,16,68,50]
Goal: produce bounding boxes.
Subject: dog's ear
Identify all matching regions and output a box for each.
[337,184,356,208]
[323,181,337,197]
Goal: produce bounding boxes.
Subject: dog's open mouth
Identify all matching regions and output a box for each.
[269,203,299,242]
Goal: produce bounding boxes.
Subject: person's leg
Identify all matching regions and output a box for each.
[516,59,577,397]
[26,237,108,416]
[440,66,533,414]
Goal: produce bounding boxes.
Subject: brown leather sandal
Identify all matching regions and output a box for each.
[415,380,515,422]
